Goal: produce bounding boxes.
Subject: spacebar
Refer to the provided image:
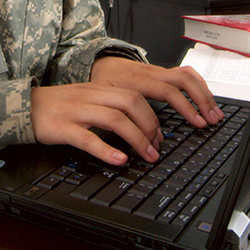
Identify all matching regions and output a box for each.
[39,191,182,242]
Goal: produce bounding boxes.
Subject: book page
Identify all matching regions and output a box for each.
[180,43,250,101]
[181,44,250,86]
[203,50,250,85]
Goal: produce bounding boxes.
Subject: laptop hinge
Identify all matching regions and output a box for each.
[227,211,250,250]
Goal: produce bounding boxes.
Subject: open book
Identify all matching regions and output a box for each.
[180,43,250,101]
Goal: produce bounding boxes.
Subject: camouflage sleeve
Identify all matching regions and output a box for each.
[0,77,38,147]
[50,0,148,85]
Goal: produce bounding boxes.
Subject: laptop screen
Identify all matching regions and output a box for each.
[206,117,250,250]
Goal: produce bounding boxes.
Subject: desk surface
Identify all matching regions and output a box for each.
[0,213,101,250]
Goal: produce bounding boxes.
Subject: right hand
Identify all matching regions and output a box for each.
[31,83,163,165]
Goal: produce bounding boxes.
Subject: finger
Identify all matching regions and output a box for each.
[62,123,128,165]
[155,84,209,128]
[76,84,163,145]
[145,65,225,123]
[176,67,225,123]
[70,104,160,163]
[125,72,224,126]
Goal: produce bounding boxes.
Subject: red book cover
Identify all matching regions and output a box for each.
[182,15,250,56]
[183,15,250,32]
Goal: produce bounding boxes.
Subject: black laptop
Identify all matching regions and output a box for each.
[0,95,250,250]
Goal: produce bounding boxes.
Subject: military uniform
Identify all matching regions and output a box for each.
[0,0,147,147]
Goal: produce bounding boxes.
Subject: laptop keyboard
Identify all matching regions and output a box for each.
[34,100,250,230]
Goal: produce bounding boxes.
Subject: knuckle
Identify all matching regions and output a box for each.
[124,89,144,106]
[180,65,195,76]
[163,84,180,99]
[108,109,126,125]
[79,132,97,147]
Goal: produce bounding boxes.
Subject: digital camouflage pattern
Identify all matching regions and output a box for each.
[0,0,147,147]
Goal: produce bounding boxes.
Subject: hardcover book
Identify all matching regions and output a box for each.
[182,15,250,56]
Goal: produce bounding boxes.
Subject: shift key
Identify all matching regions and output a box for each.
[70,171,115,200]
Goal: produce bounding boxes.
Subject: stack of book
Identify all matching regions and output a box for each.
[181,15,250,102]
[182,14,250,56]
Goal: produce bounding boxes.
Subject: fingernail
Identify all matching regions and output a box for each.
[195,114,207,127]
[112,151,127,162]
[214,106,225,120]
[209,109,219,124]
[147,144,160,161]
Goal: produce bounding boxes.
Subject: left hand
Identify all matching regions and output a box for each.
[90,56,224,128]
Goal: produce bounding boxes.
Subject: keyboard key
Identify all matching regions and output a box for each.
[159,157,182,172]
[139,174,163,188]
[222,105,240,114]
[184,137,203,148]
[134,194,172,220]
[177,191,194,203]
[168,200,185,213]
[157,210,177,224]
[170,151,189,164]
[157,112,172,123]
[201,167,216,177]
[54,182,76,194]
[175,168,197,180]
[191,195,207,207]
[226,121,243,129]
[230,116,247,124]
[191,151,211,165]
[162,107,176,114]
[155,184,181,198]
[178,124,196,133]
[37,177,60,189]
[161,125,175,134]
[16,184,48,199]
[194,174,209,186]
[150,166,172,179]
[70,171,115,200]
[178,143,197,155]
[129,183,154,197]
[50,168,71,181]
[221,126,237,135]
[90,180,130,206]
[165,118,182,126]
[236,111,249,119]
[116,170,141,184]
[241,107,250,114]
[112,193,144,213]
[165,175,189,189]
[129,162,152,176]
[172,213,191,228]
[182,159,205,172]
[202,186,216,197]
[186,182,202,194]
[182,204,199,217]
[163,136,183,147]
[62,159,78,172]
[65,172,88,185]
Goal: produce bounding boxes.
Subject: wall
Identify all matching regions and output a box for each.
[208,0,250,14]
[99,0,209,68]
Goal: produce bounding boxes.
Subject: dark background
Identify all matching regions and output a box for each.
[99,0,250,68]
